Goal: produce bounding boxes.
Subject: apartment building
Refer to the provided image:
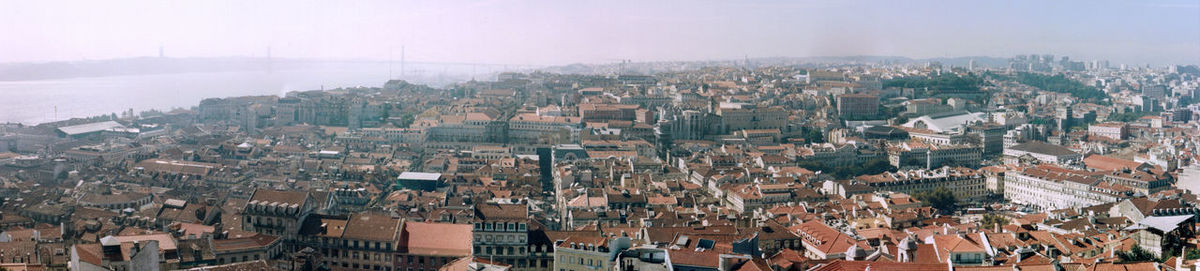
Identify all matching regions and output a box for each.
[1088,122,1128,140]
[837,94,880,118]
[1003,164,1119,211]
[473,203,535,269]
[856,167,987,201]
[241,189,317,250]
[553,236,631,271]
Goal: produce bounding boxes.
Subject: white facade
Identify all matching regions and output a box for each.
[1003,166,1118,211]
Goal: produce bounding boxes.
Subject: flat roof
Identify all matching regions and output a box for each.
[1009,141,1077,156]
[57,121,125,135]
[398,172,442,181]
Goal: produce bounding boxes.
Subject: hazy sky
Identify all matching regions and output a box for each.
[3,0,1198,66]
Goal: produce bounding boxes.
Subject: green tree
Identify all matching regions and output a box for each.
[795,158,895,179]
[1186,248,1200,260]
[981,214,1008,229]
[1007,72,1110,104]
[914,187,958,214]
[1117,245,1157,263]
[884,73,985,93]
[859,159,897,175]
[1179,96,1196,107]
[396,113,416,128]
[803,128,825,144]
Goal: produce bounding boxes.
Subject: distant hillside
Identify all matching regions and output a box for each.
[0,57,398,81]
[1,55,1013,81]
[0,57,265,81]
[538,55,1011,75]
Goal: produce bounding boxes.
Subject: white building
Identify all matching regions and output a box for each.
[507,113,581,144]
[1003,164,1119,211]
[903,111,987,133]
[856,166,988,201]
[1087,122,1128,140]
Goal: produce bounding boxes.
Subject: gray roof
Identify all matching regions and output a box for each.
[902,111,986,133]
[1009,141,1078,156]
[555,144,584,150]
[398,172,442,181]
[57,121,125,135]
[1125,215,1193,233]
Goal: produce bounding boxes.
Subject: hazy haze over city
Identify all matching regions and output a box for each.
[7,1,1200,270]
[3,0,1198,66]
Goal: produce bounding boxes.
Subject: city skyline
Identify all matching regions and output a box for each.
[1,0,1198,66]
[5,2,1200,270]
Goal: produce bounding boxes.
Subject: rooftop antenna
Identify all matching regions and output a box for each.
[401,45,406,79]
[158,45,164,58]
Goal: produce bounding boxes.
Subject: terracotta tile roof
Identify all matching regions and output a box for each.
[647,195,677,206]
[734,258,772,271]
[73,243,103,266]
[811,260,950,271]
[913,243,941,264]
[401,221,472,257]
[957,266,1018,271]
[113,233,177,251]
[79,192,150,206]
[248,189,309,206]
[475,203,528,221]
[211,234,278,252]
[790,220,867,256]
[341,213,401,241]
[768,249,808,270]
[1089,262,1159,271]
[668,249,724,268]
[930,234,985,263]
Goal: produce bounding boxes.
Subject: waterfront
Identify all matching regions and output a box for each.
[0,61,482,125]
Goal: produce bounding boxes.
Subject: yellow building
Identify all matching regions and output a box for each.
[553,236,630,271]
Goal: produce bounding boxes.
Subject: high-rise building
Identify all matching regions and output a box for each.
[836,94,880,119]
[1143,85,1167,99]
[1055,105,1073,131]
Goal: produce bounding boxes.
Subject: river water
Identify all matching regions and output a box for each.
[0,62,486,125]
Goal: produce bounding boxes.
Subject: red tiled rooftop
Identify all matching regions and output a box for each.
[401,221,472,257]
[811,260,949,271]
